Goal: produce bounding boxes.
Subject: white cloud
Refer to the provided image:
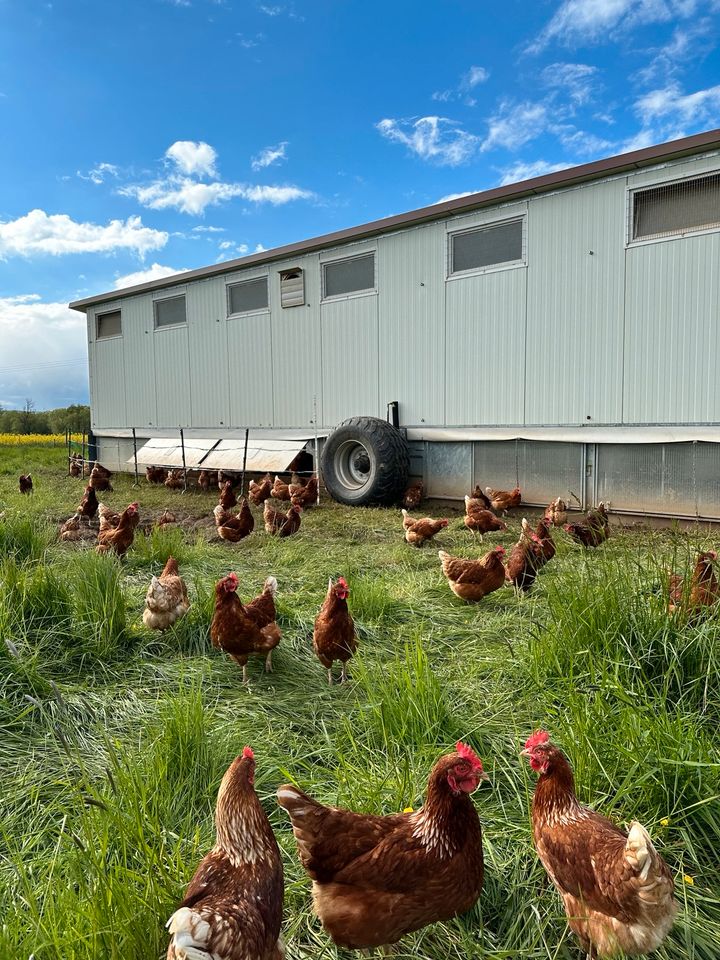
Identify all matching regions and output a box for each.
[436,190,481,203]
[165,140,217,177]
[113,263,187,289]
[542,62,599,105]
[555,126,613,153]
[259,3,283,13]
[376,116,480,166]
[251,141,288,170]
[482,100,548,152]
[635,81,720,126]
[192,224,225,233]
[77,162,119,184]
[0,295,89,408]
[528,0,699,53]
[462,65,490,90]
[0,209,168,258]
[121,177,312,215]
[497,159,569,185]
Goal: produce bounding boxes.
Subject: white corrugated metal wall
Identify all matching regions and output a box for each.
[87,149,720,434]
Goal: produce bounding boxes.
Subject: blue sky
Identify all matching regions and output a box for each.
[1,0,719,409]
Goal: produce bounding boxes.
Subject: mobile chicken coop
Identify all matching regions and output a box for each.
[70,129,720,520]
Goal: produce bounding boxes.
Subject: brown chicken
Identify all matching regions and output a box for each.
[217,470,237,490]
[544,496,568,527]
[155,510,177,529]
[214,500,254,542]
[97,502,122,532]
[524,517,556,566]
[668,549,719,618]
[143,556,190,631]
[564,503,609,548]
[166,747,284,960]
[69,455,83,478]
[402,510,449,547]
[464,496,507,539]
[485,486,521,514]
[197,469,213,492]
[522,730,677,958]
[96,502,139,556]
[88,462,113,492]
[19,474,33,494]
[77,483,99,520]
[210,573,281,682]
[59,515,82,541]
[146,466,168,484]
[165,469,185,490]
[290,476,318,508]
[470,485,493,510]
[218,480,238,511]
[271,475,291,501]
[506,528,544,594]
[313,577,357,684]
[277,741,487,951]
[401,480,423,510]
[438,546,507,602]
[264,502,302,537]
[248,472,272,505]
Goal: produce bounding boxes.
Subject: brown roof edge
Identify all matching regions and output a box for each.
[70,128,720,312]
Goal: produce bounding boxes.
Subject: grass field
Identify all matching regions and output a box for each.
[1,445,719,959]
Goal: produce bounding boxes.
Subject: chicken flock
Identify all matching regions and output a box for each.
[10,463,714,959]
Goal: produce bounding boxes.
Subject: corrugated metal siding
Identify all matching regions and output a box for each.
[425,442,472,498]
[187,278,230,427]
[320,293,379,425]
[623,233,720,422]
[92,337,126,428]
[596,442,720,517]
[154,325,192,427]
[525,179,626,424]
[271,254,322,428]
[121,295,157,428]
[227,313,275,427]
[378,225,445,426]
[445,266,526,424]
[473,440,584,505]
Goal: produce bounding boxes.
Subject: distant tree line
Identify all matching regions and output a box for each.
[0,399,91,435]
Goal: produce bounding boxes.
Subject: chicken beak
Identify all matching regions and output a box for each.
[519,747,531,757]
[478,770,490,782]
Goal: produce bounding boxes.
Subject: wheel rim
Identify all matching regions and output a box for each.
[335,440,372,491]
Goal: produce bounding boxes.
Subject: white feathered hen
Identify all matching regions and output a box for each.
[143,556,190,631]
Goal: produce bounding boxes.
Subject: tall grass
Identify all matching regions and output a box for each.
[1,446,719,959]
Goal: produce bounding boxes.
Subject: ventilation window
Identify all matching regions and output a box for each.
[96,310,122,339]
[154,295,187,328]
[322,253,375,299]
[450,219,523,275]
[227,277,268,315]
[280,268,304,308]
[631,173,720,241]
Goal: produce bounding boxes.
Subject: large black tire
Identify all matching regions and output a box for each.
[321,416,409,506]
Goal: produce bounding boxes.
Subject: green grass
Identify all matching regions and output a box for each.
[0,446,719,958]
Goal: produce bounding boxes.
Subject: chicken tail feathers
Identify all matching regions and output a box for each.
[263,575,278,597]
[625,821,655,880]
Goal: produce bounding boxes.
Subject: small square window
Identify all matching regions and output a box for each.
[280,268,305,308]
[96,310,122,339]
[450,220,523,275]
[322,253,375,299]
[154,295,187,328]
[227,277,268,315]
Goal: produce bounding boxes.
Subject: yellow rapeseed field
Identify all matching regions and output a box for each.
[0,433,84,446]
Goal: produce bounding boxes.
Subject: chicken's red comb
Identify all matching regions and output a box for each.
[455,740,483,770]
[242,746,254,760]
[337,576,348,587]
[524,729,550,751]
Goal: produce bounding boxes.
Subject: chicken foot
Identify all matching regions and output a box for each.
[265,650,273,673]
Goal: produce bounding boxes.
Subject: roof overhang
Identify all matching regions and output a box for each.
[70,128,720,314]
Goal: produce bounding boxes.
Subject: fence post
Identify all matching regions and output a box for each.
[180,428,187,493]
[132,428,139,487]
[240,428,249,496]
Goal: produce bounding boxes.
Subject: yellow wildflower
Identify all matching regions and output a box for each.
[683,875,694,886]
[660,818,670,827]
[402,806,414,813]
